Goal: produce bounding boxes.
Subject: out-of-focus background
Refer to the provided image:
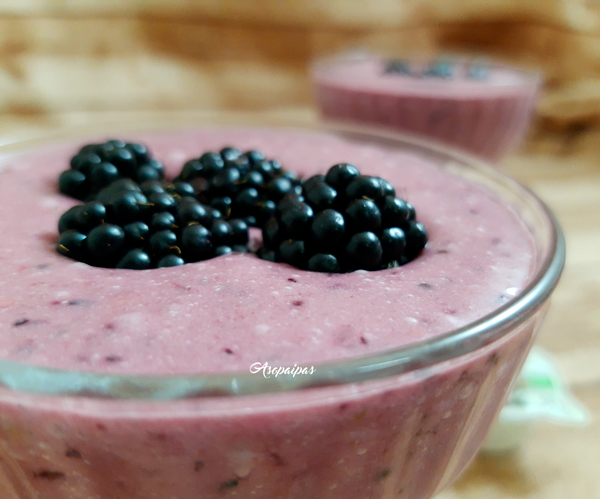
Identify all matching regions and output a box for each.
[1,2,599,498]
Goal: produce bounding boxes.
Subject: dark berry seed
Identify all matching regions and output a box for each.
[136,165,162,184]
[267,177,294,202]
[406,202,416,222]
[58,206,84,233]
[103,148,137,177]
[176,195,200,208]
[303,175,326,192]
[308,254,340,273]
[57,230,87,261]
[179,159,204,182]
[278,194,305,213]
[306,183,338,211]
[71,153,101,174]
[200,152,225,177]
[59,170,88,200]
[215,245,233,256]
[208,207,223,221]
[76,202,107,230]
[326,163,360,191]
[87,224,126,260]
[258,247,277,262]
[149,230,178,258]
[147,159,165,179]
[280,202,313,239]
[235,188,260,211]
[211,167,241,195]
[220,146,243,162]
[279,239,307,269]
[171,181,196,198]
[148,192,176,213]
[282,170,299,182]
[279,240,307,269]
[345,176,385,202]
[345,199,382,233]
[181,225,212,262]
[311,209,345,246]
[77,144,100,156]
[226,156,251,175]
[157,254,185,267]
[106,139,126,149]
[269,160,283,174]
[252,160,273,179]
[254,200,277,226]
[263,217,281,249]
[178,202,211,226]
[151,212,177,231]
[381,227,406,261]
[381,197,410,228]
[116,249,151,269]
[244,215,257,227]
[240,171,264,189]
[211,220,234,247]
[229,219,249,245]
[140,180,165,197]
[245,150,265,165]
[405,221,428,259]
[95,179,141,204]
[123,221,149,246]
[125,143,150,164]
[91,163,121,190]
[210,197,232,218]
[346,232,383,270]
[108,191,149,224]
[232,244,249,253]
[378,178,396,198]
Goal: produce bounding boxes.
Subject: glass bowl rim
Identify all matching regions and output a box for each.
[0,117,565,400]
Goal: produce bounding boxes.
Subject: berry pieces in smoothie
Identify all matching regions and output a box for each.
[259,163,428,272]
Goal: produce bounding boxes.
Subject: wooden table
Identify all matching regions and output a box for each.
[1,109,598,499]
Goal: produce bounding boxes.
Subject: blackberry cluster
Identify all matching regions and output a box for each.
[58,140,165,201]
[259,163,428,273]
[57,149,250,269]
[176,147,301,228]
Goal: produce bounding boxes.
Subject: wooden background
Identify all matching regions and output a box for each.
[0,2,599,499]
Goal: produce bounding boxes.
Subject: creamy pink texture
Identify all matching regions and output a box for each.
[0,128,534,375]
[0,128,549,499]
[312,56,540,160]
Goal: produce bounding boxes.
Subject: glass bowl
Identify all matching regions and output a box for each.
[311,52,541,161]
[0,119,564,499]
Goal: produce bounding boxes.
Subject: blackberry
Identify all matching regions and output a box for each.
[215,245,233,257]
[181,224,213,262]
[76,202,107,231]
[57,230,87,261]
[308,253,340,273]
[58,205,84,234]
[123,221,149,246]
[346,232,383,270]
[149,230,178,258]
[211,220,234,247]
[151,212,178,231]
[59,170,88,200]
[87,224,126,262]
[157,255,185,267]
[117,249,151,270]
[258,163,428,272]
[59,140,163,200]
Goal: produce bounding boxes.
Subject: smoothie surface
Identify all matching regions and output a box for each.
[0,128,535,374]
[314,58,535,97]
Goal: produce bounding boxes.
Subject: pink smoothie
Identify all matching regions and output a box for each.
[312,55,540,160]
[0,128,543,499]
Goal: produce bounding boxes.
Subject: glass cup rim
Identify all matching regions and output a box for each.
[0,118,565,401]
